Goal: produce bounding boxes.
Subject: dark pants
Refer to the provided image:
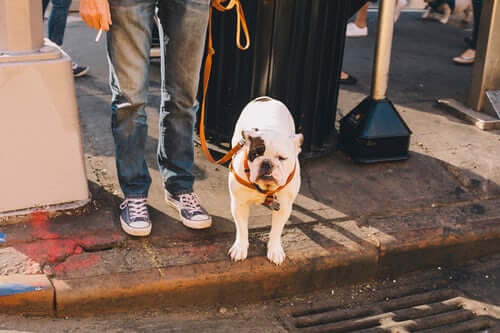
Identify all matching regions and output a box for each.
[471,0,482,49]
[42,0,72,46]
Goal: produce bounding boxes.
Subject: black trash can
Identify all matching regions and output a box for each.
[202,0,366,158]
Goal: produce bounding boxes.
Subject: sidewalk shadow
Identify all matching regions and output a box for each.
[297,150,499,219]
[270,149,500,265]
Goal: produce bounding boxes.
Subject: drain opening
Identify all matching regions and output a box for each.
[286,287,500,333]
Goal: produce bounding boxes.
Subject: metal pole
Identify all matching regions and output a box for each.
[371,0,396,100]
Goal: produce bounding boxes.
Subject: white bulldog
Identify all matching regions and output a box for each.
[228,97,303,265]
[422,0,472,24]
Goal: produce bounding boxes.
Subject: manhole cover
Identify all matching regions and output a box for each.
[281,272,500,333]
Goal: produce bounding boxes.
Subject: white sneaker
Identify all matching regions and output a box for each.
[394,0,408,23]
[346,22,368,37]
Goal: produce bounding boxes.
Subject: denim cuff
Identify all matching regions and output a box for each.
[164,185,193,196]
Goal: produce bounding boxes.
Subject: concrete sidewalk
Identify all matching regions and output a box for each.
[1,13,499,316]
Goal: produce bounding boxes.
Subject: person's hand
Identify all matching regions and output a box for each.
[80,0,112,31]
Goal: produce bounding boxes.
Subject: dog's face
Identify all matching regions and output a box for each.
[242,129,303,191]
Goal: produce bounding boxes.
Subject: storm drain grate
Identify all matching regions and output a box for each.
[283,278,500,333]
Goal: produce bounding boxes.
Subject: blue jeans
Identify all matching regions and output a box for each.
[42,0,72,46]
[107,0,209,198]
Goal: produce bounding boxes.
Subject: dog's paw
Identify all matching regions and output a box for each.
[228,241,248,262]
[440,18,449,24]
[267,242,286,265]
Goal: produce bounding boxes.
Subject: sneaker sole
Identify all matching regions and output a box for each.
[165,199,212,230]
[74,67,89,78]
[120,216,152,237]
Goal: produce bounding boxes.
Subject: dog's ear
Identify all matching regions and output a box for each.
[241,129,260,143]
[241,130,252,144]
[293,134,304,153]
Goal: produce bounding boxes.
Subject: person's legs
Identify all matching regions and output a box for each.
[454,0,481,64]
[107,0,155,199]
[157,0,209,195]
[347,2,369,37]
[43,0,89,76]
[107,0,156,236]
[394,0,408,23]
[157,0,212,229]
[354,2,369,28]
[471,0,482,49]
[47,0,72,46]
[340,71,358,85]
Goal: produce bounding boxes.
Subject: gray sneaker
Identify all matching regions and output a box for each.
[165,191,212,229]
[119,198,152,236]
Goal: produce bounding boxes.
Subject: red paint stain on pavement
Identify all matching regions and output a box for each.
[74,245,84,255]
[13,232,122,273]
[53,253,100,274]
[13,214,122,273]
[30,211,59,240]
[15,239,79,263]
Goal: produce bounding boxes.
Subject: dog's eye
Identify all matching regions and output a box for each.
[278,156,288,161]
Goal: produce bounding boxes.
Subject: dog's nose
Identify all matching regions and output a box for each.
[261,160,273,174]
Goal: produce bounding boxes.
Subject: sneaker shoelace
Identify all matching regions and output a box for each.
[178,193,203,211]
[120,198,148,220]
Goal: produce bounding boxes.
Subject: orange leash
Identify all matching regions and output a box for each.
[199,0,250,164]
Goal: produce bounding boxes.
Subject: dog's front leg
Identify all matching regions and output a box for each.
[267,200,293,265]
[228,198,250,262]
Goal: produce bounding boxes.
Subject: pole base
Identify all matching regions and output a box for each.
[437,98,500,131]
[0,42,89,214]
[339,97,412,163]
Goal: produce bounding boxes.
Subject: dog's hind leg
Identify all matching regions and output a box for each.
[267,200,293,265]
[228,199,250,262]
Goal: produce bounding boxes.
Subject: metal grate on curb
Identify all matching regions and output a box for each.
[281,275,500,333]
